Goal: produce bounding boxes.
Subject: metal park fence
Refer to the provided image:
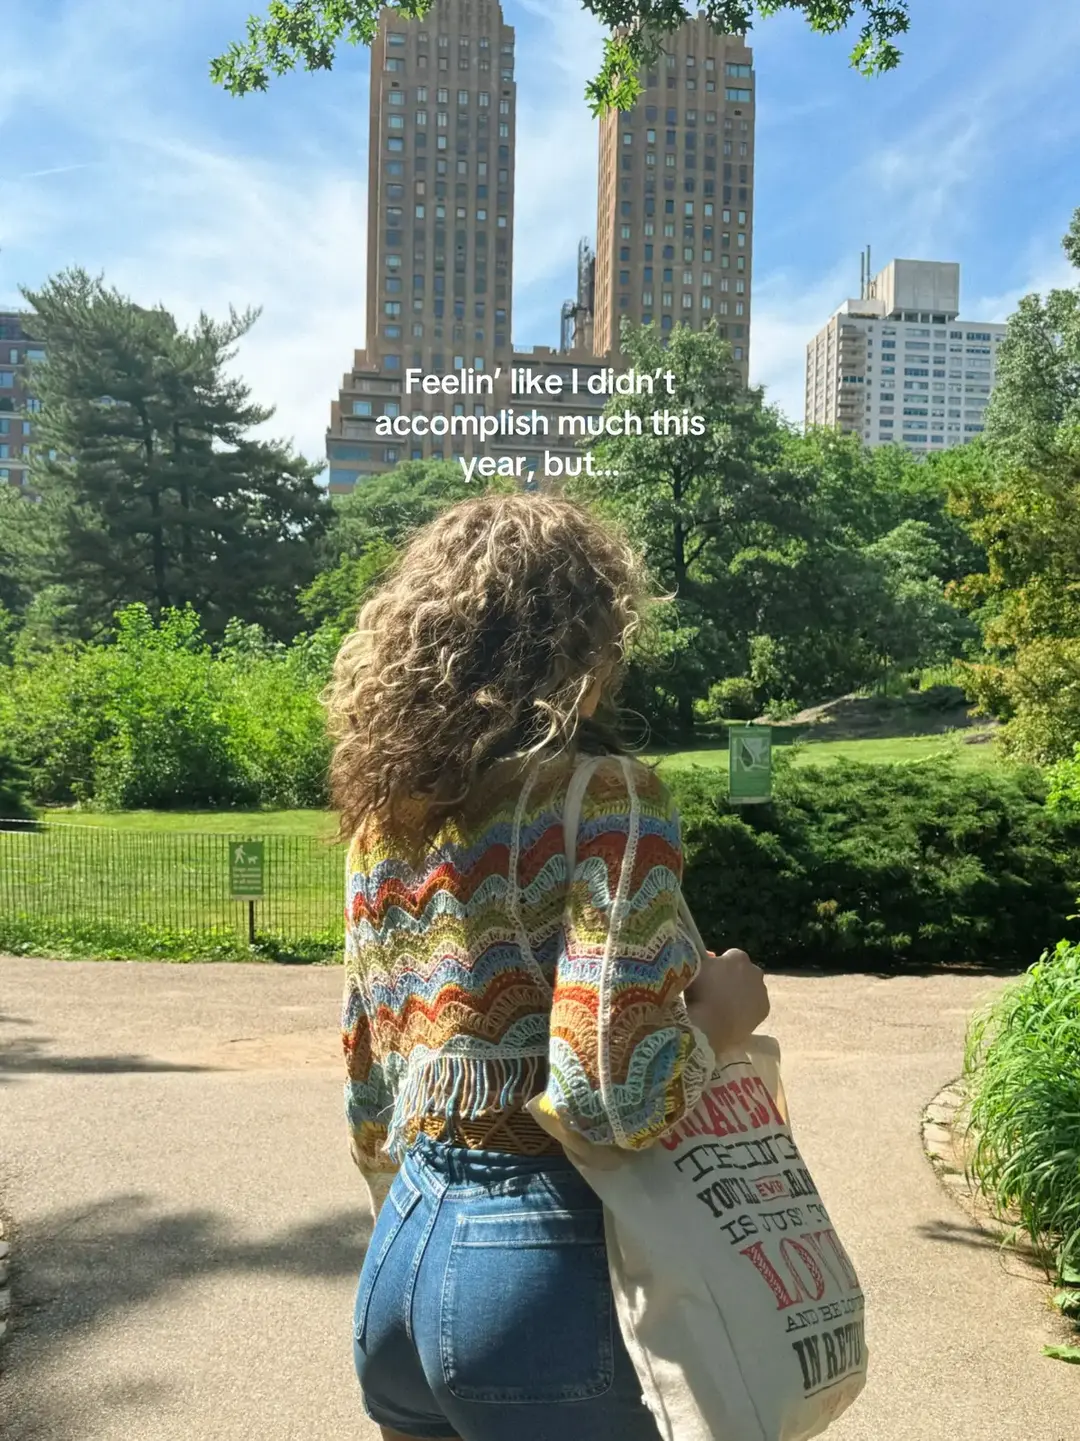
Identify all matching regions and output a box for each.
[0,820,347,959]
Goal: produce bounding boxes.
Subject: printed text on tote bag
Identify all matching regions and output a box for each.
[660,1065,866,1401]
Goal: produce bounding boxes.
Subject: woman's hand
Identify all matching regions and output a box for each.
[686,948,770,1057]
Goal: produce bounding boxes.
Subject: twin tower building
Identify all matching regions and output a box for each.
[326,3,756,491]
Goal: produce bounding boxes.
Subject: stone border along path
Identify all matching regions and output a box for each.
[920,1077,1072,1343]
[0,1214,11,1354]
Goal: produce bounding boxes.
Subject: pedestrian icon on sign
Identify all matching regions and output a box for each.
[229,841,265,898]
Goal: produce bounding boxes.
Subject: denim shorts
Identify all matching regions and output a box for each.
[352,1133,661,1441]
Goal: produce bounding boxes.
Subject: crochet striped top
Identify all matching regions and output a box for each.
[341,751,715,1175]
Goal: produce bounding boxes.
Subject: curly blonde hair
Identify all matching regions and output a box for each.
[326,492,651,850]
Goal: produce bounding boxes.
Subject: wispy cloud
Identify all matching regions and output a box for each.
[16,163,95,181]
[2,0,368,466]
[972,252,1078,325]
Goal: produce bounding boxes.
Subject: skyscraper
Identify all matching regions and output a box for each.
[0,313,43,491]
[326,8,754,493]
[364,1,516,381]
[805,257,1006,453]
[327,1,520,490]
[591,20,755,378]
[325,0,614,492]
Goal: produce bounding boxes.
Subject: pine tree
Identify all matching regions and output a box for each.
[21,269,330,640]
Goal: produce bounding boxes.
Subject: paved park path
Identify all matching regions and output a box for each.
[0,958,1074,1440]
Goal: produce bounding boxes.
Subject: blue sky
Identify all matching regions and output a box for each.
[4,0,1079,466]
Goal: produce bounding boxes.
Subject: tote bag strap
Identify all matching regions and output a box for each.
[562,753,641,1150]
[562,753,606,866]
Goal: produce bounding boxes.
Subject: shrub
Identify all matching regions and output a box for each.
[4,604,332,811]
[964,941,1080,1354]
[668,758,1080,971]
[1047,743,1080,814]
[0,742,36,824]
[962,638,1080,765]
[697,676,758,722]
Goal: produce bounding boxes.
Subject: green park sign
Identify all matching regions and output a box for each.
[229,840,265,899]
[728,725,773,805]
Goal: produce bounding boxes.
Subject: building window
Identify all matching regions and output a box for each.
[725,87,751,102]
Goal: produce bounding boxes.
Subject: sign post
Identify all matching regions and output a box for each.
[728,725,773,806]
[229,841,265,944]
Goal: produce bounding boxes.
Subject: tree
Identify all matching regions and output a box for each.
[0,742,35,824]
[858,520,978,684]
[211,0,910,112]
[0,485,33,620]
[299,535,399,633]
[317,458,479,560]
[570,324,879,734]
[20,269,330,643]
[983,207,1080,466]
[942,207,1080,762]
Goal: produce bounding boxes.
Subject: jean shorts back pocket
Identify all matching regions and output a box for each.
[354,1169,422,1348]
[439,1205,614,1404]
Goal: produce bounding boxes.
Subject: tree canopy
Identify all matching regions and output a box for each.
[568,322,972,738]
[941,206,1080,761]
[211,0,910,112]
[12,269,329,642]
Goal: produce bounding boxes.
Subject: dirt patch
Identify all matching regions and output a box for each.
[761,686,999,743]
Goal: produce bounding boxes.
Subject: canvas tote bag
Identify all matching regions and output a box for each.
[526,754,868,1441]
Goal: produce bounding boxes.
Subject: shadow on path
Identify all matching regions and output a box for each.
[914,1218,1003,1251]
[0,1192,371,1439]
[0,1035,222,1081]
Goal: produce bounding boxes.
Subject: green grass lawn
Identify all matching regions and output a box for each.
[38,807,338,837]
[2,816,343,960]
[653,731,1002,771]
[3,730,1012,963]
[36,731,1004,838]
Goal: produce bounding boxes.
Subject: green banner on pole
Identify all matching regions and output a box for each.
[728,725,773,805]
[229,840,265,898]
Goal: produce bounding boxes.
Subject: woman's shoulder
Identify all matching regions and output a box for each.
[579,754,674,816]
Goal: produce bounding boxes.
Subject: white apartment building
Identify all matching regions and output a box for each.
[805,258,1006,453]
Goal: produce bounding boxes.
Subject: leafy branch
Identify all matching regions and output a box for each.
[210,0,910,111]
